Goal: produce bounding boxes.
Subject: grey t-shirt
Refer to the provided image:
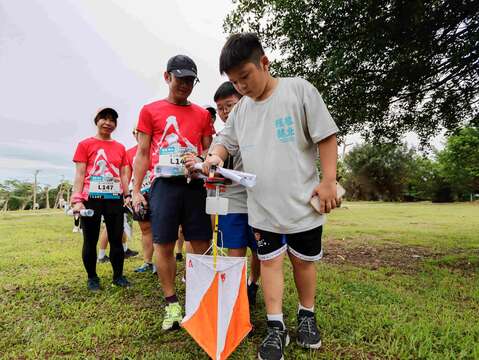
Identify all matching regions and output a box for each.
[215,77,339,234]
[211,135,248,214]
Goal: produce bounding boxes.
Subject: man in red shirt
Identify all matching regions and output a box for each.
[132,55,214,330]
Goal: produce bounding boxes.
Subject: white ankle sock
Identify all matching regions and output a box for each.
[267,313,285,328]
[123,243,128,252]
[298,303,314,313]
[98,249,106,259]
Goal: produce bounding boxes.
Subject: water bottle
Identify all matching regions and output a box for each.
[67,209,94,217]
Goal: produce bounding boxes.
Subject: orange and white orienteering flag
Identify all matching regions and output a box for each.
[182,254,252,359]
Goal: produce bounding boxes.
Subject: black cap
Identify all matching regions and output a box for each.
[167,55,198,79]
[94,107,118,124]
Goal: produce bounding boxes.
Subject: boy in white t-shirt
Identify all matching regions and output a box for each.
[200,33,340,360]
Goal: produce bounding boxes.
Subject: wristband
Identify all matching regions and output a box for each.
[124,194,132,199]
[196,155,205,162]
[71,192,86,204]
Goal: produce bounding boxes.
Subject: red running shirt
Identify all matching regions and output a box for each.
[126,145,137,168]
[136,100,214,177]
[73,137,127,198]
[126,145,152,193]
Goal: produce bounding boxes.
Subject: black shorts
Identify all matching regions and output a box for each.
[252,226,323,262]
[149,177,212,244]
[132,192,151,222]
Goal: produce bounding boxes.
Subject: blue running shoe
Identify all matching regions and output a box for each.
[134,263,154,273]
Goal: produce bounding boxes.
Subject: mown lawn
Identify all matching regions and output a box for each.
[0,202,478,359]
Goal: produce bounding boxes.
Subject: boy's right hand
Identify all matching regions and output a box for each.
[202,154,224,175]
[312,179,339,214]
[132,190,147,212]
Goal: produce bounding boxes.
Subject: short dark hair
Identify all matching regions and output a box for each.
[214,81,242,102]
[94,108,118,125]
[219,33,265,74]
[205,106,216,119]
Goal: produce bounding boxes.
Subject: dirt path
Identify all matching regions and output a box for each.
[323,239,479,274]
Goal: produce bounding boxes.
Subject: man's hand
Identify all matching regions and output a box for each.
[132,190,147,212]
[72,201,85,213]
[202,154,224,175]
[183,153,201,174]
[312,179,340,214]
[124,194,132,207]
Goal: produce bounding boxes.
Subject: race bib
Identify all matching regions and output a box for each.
[154,145,195,177]
[89,175,121,199]
[129,170,152,193]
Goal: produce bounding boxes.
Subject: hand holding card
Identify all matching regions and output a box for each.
[310,182,346,214]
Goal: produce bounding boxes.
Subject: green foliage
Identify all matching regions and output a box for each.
[437,126,479,198]
[0,180,33,210]
[0,180,72,211]
[225,0,479,145]
[343,143,417,201]
[331,127,478,202]
[336,158,348,182]
[404,156,437,201]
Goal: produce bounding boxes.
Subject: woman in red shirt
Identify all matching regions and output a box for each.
[71,108,131,291]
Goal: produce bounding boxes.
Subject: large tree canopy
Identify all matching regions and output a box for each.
[224,0,479,144]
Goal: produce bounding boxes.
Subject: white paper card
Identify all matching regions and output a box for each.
[206,197,229,215]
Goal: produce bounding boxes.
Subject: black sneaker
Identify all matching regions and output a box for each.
[296,310,321,349]
[175,253,183,262]
[247,282,259,306]
[124,248,139,258]
[97,255,109,263]
[112,276,131,288]
[258,321,289,360]
[87,277,100,292]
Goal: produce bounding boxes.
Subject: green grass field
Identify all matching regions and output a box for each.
[1,202,478,359]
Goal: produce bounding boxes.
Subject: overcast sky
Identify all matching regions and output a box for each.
[0,0,235,185]
[0,0,444,186]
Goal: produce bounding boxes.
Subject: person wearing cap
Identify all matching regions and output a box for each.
[71,108,131,291]
[132,55,214,330]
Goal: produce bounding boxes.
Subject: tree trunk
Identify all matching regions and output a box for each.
[45,187,50,209]
[20,196,32,210]
[54,182,64,209]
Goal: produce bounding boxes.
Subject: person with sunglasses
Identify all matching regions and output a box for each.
[132,55,214,330]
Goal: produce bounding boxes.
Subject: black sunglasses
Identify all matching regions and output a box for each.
[170,73,199,86]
